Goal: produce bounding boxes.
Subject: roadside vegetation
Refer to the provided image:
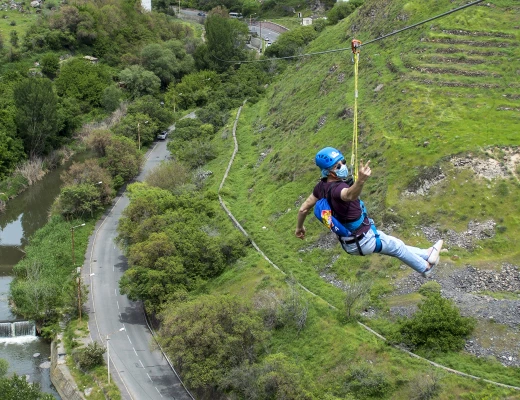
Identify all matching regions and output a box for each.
[3,0,520,398]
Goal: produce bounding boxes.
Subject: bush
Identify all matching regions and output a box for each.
[418,281,441,297]
[398,293,476,352]
[344,364,392,399]
[327,0,364,25]
[74,342,105,370]
[144,159,191,192]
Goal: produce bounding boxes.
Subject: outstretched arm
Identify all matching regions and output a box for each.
[341,160,371,201]
[295,193,318,240]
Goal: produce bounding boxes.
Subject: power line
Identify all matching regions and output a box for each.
[213,0,485,64]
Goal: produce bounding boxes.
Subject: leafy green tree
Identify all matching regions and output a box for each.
[113,113,158,147]
[119,65,161,99]
[158,295,268,389]
[57,96,82,139]
[127,95,174,130]
[53,183,103,218]
[54,58,112,109]
[10,262,62,323]
[0,127,25,179]
[327,0,364,25]
[264,25,318,58]
[141,40,194,88]
[14,77,59,158]
[397,293,476,352]
[100,135,143,183]
[166,70,220,110]
[60,159,114,205]
[40,53,60,78]
[9,30,19,48]
[205,8,248,72]
[0,373,54,400]
[101,85,122,112]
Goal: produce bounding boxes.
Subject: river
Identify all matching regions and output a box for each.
[0,157,84,398]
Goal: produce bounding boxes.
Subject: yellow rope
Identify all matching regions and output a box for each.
[351,50,360,181]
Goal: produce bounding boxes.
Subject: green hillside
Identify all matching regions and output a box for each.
[199,0,519,397]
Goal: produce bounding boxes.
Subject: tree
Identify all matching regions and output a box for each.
[53,183,103,218]
[397,292,476,352]
[60,160,114,205]
[118,65,161,99]
[113,113,158,147]
[327,0,364,25]
[0,374,54,400]
[101,85,122,112]
[344,279,371,319]
[158,295,268,390]
[0,127,25,179]
[100,135,143,183]
[40,53,60,78]
[14,78,59,158]
[205,8,248,72]
[166,70,220,110]
[264,25,318,58]
[141,41,194,88]
[54,58,112,109]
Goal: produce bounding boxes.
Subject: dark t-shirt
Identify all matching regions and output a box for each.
[312,180,371,235]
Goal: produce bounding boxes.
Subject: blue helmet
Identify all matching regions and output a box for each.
[315,147,344,169]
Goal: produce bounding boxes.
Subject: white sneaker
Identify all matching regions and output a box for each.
[427,239,443,265]
[422,260,437,278]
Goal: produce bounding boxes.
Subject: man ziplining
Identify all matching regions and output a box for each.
[295,147,443,277]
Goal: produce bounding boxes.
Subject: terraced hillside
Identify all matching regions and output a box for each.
[204,0,520,397]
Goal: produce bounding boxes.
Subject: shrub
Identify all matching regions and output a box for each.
[74,342,105,370]
[398,293,476,352]
[144,159,191,192]
[344,364,392,399]
[418,281,441,297]
[327,0,364,25]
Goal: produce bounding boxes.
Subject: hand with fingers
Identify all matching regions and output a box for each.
[358,159,371,183]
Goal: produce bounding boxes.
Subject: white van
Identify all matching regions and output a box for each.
[229,12,242,18]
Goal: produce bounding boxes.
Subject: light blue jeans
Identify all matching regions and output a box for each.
[340,229,429,273]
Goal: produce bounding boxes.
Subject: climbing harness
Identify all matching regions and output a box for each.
[316,181,382,255]
[350,39,362,182]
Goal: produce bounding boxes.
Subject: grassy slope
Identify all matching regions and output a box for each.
[204,0,519,397]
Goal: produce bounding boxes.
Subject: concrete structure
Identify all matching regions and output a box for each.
[50,336,85,400]
[302,17,312,26]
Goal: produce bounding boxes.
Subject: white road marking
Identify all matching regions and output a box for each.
[133,348,138,356]
[147,373,152,381]
[155,387,163,397]
[127,335,132,344]
[139,360,145,368]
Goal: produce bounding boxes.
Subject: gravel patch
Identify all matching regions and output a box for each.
[321,261,520,367]
[421,219,496,250]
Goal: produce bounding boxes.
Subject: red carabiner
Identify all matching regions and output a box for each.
[351,39,362,54]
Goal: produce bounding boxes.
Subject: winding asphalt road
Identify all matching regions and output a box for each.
[84,135,193,400]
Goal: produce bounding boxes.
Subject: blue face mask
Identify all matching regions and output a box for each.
[335,164,349,179]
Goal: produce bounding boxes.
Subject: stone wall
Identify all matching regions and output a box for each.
[50,336,85,400]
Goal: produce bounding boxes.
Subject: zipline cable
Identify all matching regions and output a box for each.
[211,0,485,64]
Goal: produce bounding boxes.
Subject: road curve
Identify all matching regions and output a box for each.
[84,138,193,400]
